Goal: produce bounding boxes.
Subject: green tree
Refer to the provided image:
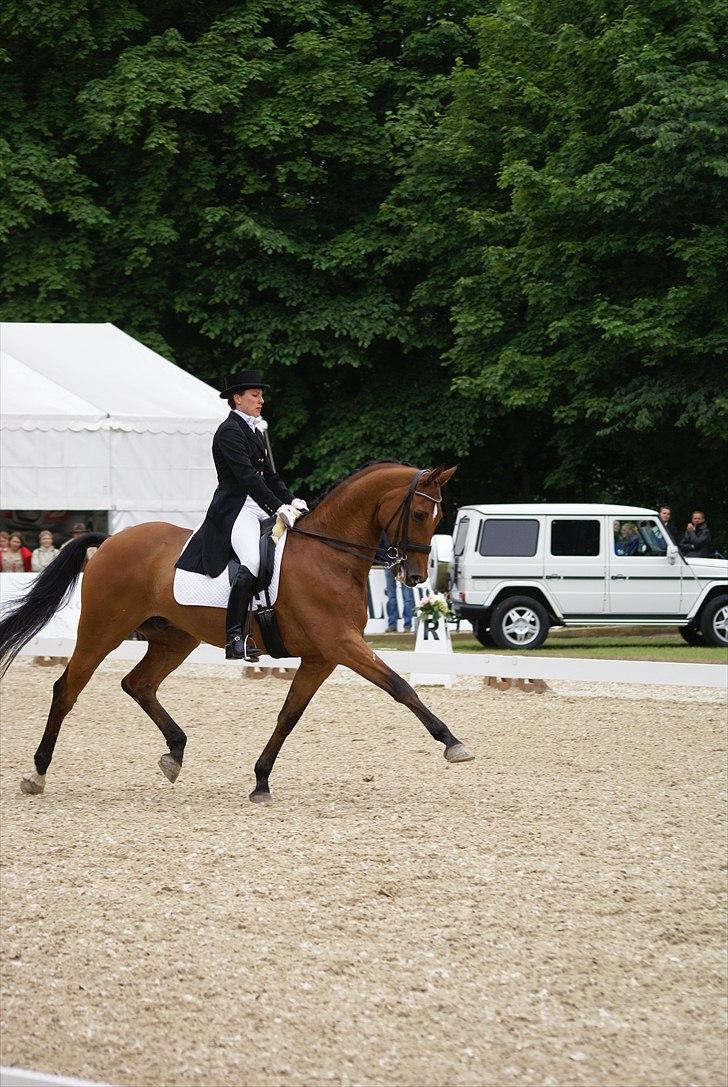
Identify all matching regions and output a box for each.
[384,0,728,525]
[1,0,726,537]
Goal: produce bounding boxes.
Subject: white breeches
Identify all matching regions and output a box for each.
[231,497,269,576]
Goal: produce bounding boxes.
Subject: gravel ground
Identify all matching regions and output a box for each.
[1,656,726,1087]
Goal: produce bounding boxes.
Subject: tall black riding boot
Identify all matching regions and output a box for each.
[225,566,262,661]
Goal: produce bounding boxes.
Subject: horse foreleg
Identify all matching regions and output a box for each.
[121,628,199,783]
[337,638,474,763]
[250,657,335,803]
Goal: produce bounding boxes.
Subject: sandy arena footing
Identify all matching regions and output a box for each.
[1,657,726,1087]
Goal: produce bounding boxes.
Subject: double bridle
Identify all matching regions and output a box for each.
[291,469,439,570]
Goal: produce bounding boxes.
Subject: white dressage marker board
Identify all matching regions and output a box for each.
[410,616,453,687]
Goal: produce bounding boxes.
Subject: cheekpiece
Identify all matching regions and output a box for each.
[219,369,269,398]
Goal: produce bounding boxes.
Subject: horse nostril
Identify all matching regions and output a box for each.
[409,574,425,587]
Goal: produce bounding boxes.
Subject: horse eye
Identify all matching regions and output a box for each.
[412,511,427,523]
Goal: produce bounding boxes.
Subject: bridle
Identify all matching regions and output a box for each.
[291,469,440,570]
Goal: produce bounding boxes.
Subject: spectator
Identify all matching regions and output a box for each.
[2,532,32,572]
[612,520,621,554]
[61,522,88,549]
[31,530,59,571]
[680,510,713,558]
[657,505,680,545]
[615,521,640,556]
[0,530,9,553]
[380,532,415,633]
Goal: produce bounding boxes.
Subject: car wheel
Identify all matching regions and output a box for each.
[473,619,496,648]
[679,624,704,646]
[699,595,728,648]
[490,597,550,650]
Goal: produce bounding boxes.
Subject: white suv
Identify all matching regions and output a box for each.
[447,504,728,649]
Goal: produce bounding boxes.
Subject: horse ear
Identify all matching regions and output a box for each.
[421,468,442,486]
[424,465,457,487]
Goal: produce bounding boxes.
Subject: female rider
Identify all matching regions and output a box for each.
[176,370,307,660]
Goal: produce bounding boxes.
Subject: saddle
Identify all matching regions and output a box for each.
[227,517,290,658]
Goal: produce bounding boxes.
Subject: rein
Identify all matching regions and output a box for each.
[291,470,438,569]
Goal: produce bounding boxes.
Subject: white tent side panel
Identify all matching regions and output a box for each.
[109,430,217,512]
[0,427,112,509]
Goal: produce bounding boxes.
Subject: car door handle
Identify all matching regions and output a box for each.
[544,574,561,579]
[610,575,627,580]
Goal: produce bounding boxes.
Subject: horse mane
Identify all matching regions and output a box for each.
[308,460,416,511]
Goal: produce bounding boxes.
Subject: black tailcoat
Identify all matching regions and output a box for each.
[176,412,294,577]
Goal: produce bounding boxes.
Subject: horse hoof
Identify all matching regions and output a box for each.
[159,754,182,783]
[20,771,46,795]
[249,789,273,804]
[444,742,475,764]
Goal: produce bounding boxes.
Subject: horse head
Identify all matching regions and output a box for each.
[380,465,457,587]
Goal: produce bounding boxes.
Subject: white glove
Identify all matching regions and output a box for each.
[292,498,308,512]
[276,504,301,529]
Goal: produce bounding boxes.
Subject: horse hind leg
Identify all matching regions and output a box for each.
[21,621,132,795]
[121,626,199,783]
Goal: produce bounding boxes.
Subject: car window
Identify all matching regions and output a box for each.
[612,519,667,556]
[550,520,601,557]
[478,519,539,557]
[453,516,470,557]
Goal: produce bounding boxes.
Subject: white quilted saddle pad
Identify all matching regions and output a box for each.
[173,530,287,609]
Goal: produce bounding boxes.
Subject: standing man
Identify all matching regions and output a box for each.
[380,532,415,633]
[680,510,713,557]
[657,505,680,544]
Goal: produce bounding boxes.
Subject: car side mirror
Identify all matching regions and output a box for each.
[667,544,678,565]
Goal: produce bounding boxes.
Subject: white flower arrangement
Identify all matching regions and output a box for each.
[415,592,454,622]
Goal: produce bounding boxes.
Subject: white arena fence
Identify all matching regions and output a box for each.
[1,573,725,689]
[13,638,726,689]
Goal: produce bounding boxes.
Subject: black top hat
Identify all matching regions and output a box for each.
[219,370,269,398]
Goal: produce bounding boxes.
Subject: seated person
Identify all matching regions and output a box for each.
[612,520,621,554]
[614,521,640,556]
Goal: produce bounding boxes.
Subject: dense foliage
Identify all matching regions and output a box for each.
[2,0,726,534]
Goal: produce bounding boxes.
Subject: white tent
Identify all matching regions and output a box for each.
[0,322,223,530]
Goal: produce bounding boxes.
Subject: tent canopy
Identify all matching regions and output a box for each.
[0,323,224,521]
[1,350,107,429]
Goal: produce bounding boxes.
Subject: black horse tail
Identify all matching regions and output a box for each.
[0,533,108,679]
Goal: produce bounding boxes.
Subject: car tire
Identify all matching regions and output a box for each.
[473,619,496,648]
[699,595,728,648]
[490,596,550,650]
[679,624,704,646]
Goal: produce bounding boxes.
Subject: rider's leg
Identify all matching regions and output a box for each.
[226,501,265,661]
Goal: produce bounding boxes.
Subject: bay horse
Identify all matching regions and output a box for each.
[0,462,474,801]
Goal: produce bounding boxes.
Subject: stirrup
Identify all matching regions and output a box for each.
[225,634,262,662]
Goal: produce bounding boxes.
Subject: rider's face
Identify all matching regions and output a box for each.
[235,388,264,416]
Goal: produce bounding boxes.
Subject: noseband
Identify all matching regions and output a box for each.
[291,469,438,570]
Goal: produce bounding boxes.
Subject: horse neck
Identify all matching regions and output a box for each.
[307,466,412,549]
